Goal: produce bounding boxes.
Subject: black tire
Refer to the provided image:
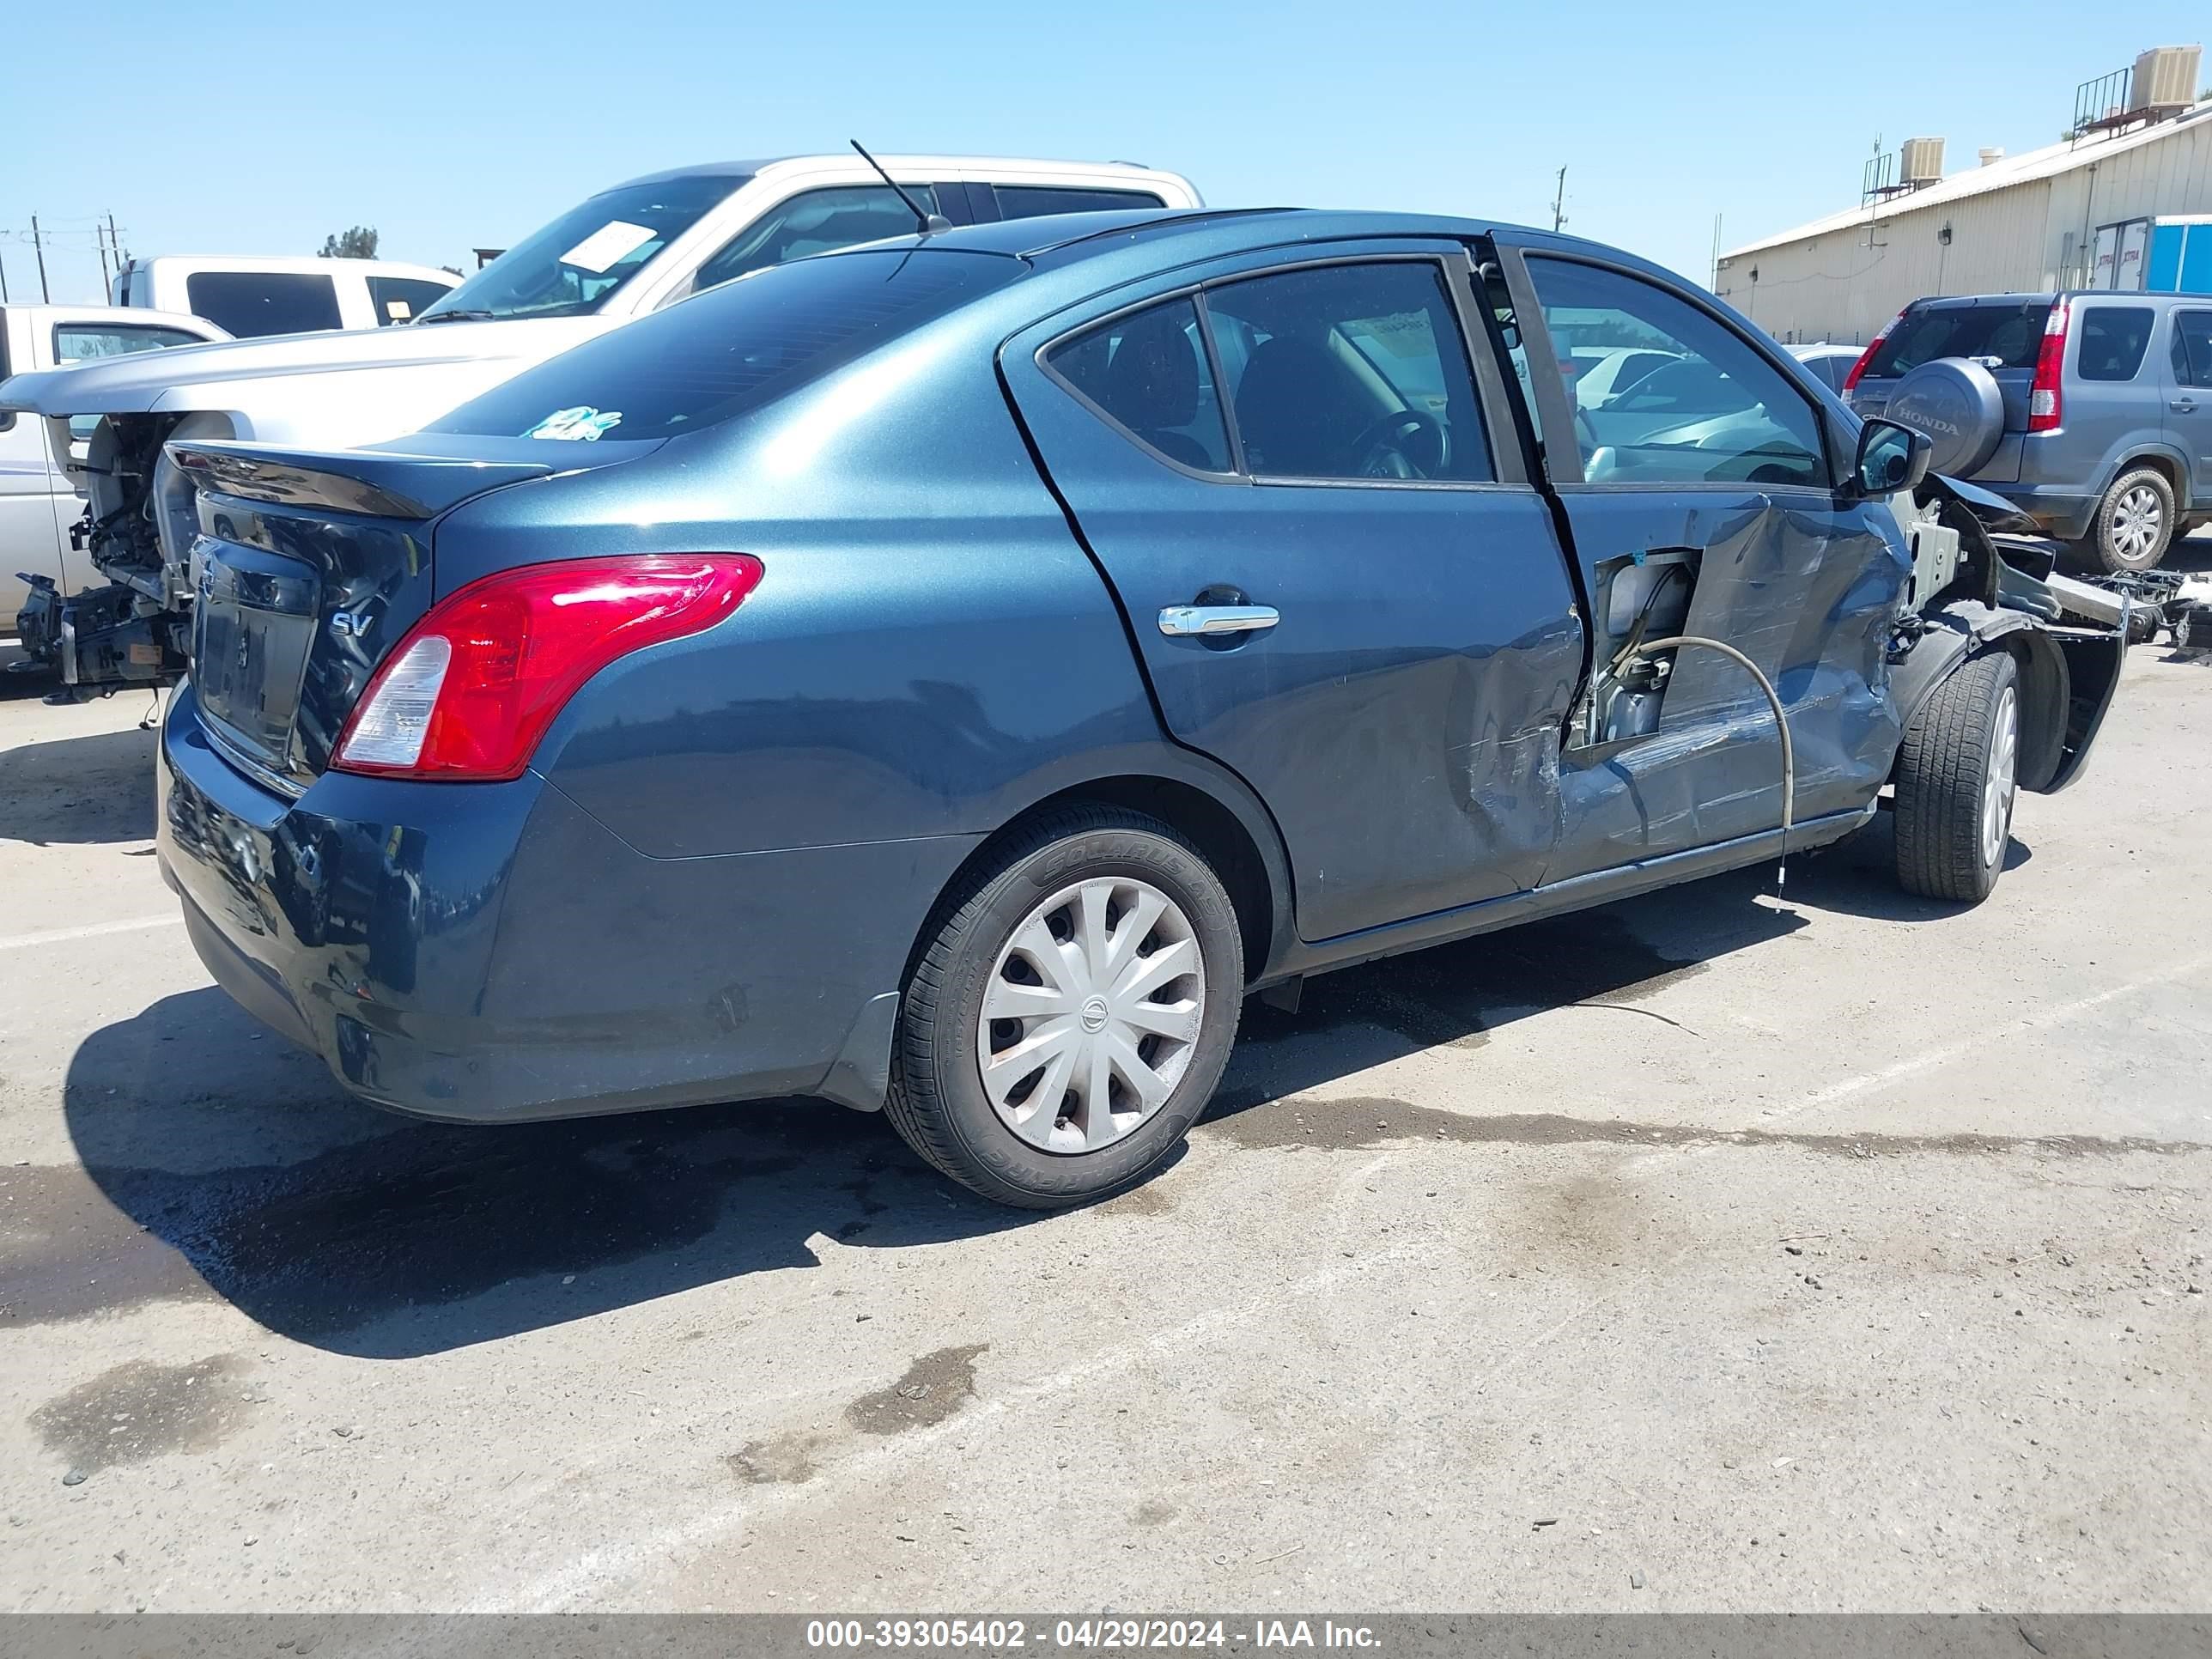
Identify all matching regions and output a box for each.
[884,805,1244,1209]
[2075,466,2177,574]
[1893,651,2021,904]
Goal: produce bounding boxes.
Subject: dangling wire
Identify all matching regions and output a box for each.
[1626,635,1795,897]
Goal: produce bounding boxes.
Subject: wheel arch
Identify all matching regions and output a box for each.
[1889,606,2069,793]
[908,753,1297,996]
[2100,445,2190,507]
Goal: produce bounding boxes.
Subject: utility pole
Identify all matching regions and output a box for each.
[1711,213,1723,289]
[95,220,112,292]
[0,252,9,304]
[108,212,124,275]
[1550,167,1568,233]
[31,215,51,301]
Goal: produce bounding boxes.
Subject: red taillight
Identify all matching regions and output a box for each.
[1841,308,1903,395]
[332,554,763,781]
[2028,300,2069,433]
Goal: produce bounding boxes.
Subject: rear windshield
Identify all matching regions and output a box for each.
[1866,300,2051,378]
[431,249,1017,444]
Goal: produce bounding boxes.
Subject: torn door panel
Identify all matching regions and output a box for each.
[1546,491,1909,883]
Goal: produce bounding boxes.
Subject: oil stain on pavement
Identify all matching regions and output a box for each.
[32,1353,252,1476]
[844,1345,988,1436]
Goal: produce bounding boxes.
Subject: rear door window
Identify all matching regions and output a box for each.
[2076,306,2154,382]
[691,185,942,295]
[1044,297,1231,472]
[1203,260,1494,482]
[1866,301,2051,377]
[2173,311,2212,387]
[990,185,1165,219]
[184,271,344,337]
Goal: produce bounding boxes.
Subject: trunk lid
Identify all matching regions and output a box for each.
[169,437,632,792]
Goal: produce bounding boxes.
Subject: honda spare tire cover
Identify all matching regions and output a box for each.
[1881,356,2006,477]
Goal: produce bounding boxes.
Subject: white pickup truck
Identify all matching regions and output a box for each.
[2,304,229,657]
[0,152,1200,691]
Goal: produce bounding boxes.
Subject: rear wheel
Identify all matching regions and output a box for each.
[885,806,1243,1209]
[1893,651,2020,904]
[2078,467,2176,574]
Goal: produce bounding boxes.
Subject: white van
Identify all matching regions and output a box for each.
[2,305,229,639]
[110,256,461,337]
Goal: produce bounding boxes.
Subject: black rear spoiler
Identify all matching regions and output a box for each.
[167,439,556,521]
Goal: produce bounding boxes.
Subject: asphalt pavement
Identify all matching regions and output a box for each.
[2,630,2208,1614]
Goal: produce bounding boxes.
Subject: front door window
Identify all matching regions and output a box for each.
[1523,258,1827,487]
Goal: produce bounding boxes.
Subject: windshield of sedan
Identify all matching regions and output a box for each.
[430,248,1017,444]
[1603,358,1757,416]
[415,174,749,323]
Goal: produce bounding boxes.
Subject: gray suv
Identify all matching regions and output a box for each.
[1847,291,2212,572]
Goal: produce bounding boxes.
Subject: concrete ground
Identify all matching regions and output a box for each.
[1,631,2208,1616]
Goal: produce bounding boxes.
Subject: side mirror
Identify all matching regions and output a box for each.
[1854,417,1931,496]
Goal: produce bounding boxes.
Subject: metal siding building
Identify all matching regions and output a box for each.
[1715,100,2212,345]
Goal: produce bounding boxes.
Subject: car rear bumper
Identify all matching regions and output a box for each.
[158,682,976,1123]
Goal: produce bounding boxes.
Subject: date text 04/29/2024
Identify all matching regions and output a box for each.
[804,1620,1382,1650]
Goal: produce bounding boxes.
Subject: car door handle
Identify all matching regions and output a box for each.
[1158,604,1279,638]
[2172,398,2198,413]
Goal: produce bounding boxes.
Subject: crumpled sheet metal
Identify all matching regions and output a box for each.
[1548,494,1909,883]
[1295,605,1581,936]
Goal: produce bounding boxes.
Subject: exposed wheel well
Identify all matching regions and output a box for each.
[2112,453,2182,501]
[914,776,1280,988]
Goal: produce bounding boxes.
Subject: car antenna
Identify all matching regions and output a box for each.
[850,141,951,234]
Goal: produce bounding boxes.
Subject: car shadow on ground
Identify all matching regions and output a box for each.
[0,721,159,845]
[40,817,1982,1361]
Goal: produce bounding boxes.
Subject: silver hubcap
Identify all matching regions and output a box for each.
[2111,484,2164,564]
[978,877,1205,1154]
[1983,684,2018,870]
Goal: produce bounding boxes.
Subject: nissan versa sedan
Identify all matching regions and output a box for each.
[156,210,2123,1209]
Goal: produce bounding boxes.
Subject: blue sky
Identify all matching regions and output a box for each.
[7,2,2207,307]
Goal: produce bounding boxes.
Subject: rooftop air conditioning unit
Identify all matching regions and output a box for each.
[1900,137,1946,185]
[2131,45,2203,113]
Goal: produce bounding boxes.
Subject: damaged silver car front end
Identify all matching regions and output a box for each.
[15,411,222,696]
[1889,471,2124,798]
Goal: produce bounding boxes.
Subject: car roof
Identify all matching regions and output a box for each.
[127,255,459,282]
[613,154,1190,189]
[839,206,1650,276]
[1917,290,2212,305]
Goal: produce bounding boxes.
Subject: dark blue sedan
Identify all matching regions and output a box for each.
[156,210,2121,1207]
